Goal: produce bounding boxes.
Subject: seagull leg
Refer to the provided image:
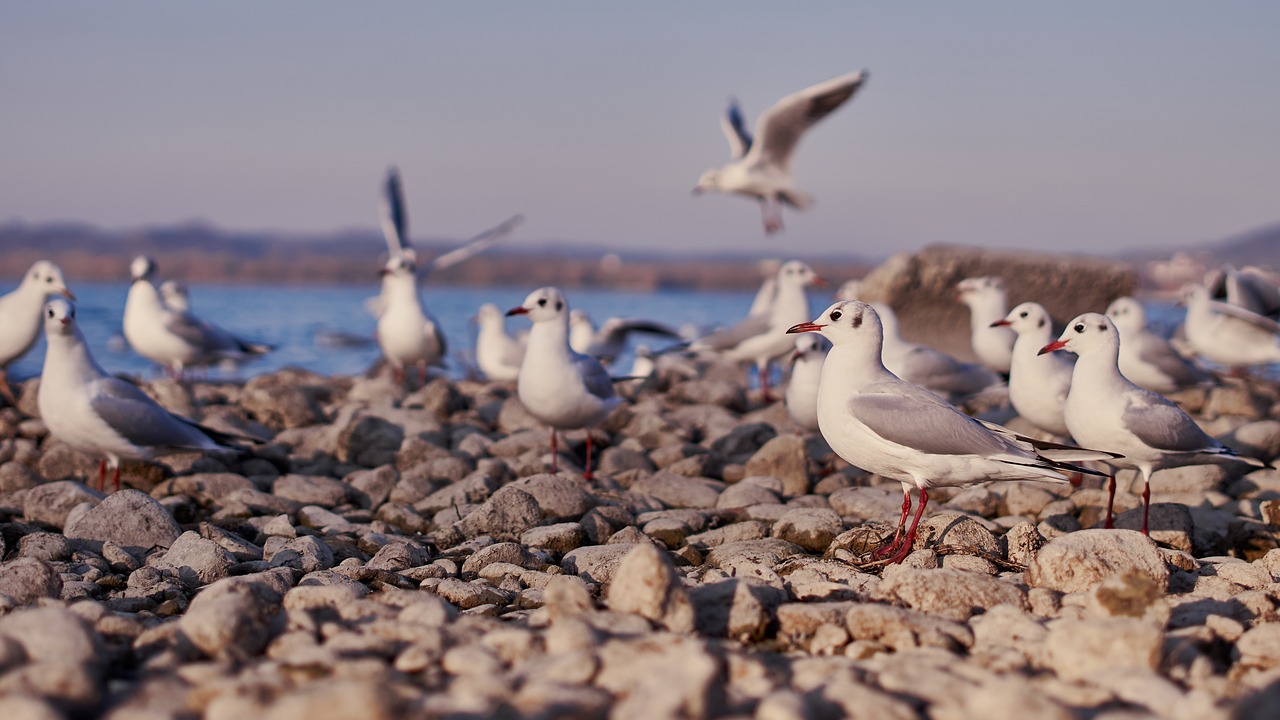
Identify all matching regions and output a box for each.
[393,366,405,388]
[550,430,559,473]
[1140,468,1152,535]
[0,370,16,406]
[872,489,912,559]
[584,434,594,482]
[417,359,428,388]
[887,488,929,565]
[98,460,107,493]
[1104,473,1117,529]
[112,465,121,493]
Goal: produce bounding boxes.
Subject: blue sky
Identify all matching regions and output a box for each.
[2,2,1278,257]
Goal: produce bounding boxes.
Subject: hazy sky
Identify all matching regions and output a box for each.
[2,2,1278,257]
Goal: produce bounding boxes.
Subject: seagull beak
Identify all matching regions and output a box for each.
[691,187,705,197]
[505,306,529,317]
[989,319,1011,328]
[59,318,69,326]
[378,268,390,277]
[787,322,824,334]
[810,277,828,288]
[1038,339,1067,356]
[60,288,76,301]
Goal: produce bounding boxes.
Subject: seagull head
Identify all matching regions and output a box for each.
[1178,283,1210,308]
[993,302,1051,336]
[379,254,417,278]
[1105,296,1146,334]
[508,286,568,324]
[159,280,190,312]
[23,260,75,301]
[43,298,77,337]
[956,276,1006,305]
[1040,312,1117,357]
[692,169,721,196]
[787,300,882,347]
[778,260,825,288]
[130,255,157,282]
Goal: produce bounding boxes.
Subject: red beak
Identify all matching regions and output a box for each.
[787,322,825,334]
[505,306,529,317]
[1038,340,1067,356]
[989,319,1011,328]
[810,276,828,288]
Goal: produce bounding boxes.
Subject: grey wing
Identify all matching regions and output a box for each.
[750,70,868,170]
[848,382,1010,457]
[90,377,218,451]
[720,99,753,159]
[164,311,222,351]
[380,167,411,257]
[575,353,616,401]
[1121,397,1216,453]
[694,314,771,351]
[1134,334,1210,386]
[601,319,683,346]
[420,215,524,277]
[1227,268,1280,317]
[1209,300,1280,334]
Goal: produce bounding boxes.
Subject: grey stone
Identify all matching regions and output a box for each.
[509,473,593,520]
[461,542,540,575]
[267,535,335,573]
[22,480,103,528]
[828,485,905,521]
[63,489,180,553]
[179,575,286,661]
[346,465,398,509]
[716,481,782,509]
[607,543,695,632]
[1112,502,1194,553]
[844,603,974,652]
[155,531,235,585]
[1044,617,1162,681]
[743,434,810,496]
[630,472,724,509]
[521,523,586,554]
[1026,529,1169,593]
[562,544,637,584]
[456,485,543,540]
[595,635,724,720]
[874,566,1028,621]
[689,578,785,640]
[709,422,777,463]
[336,414,405,467]
[366,541,432,572]
[771,507,842,552]
[0,606,101,666]
[272,474,349,507]
[912,511,1000,555]
[0,557,62,605]
[16,532,71,562]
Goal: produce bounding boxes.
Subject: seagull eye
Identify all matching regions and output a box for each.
[45,276,53,283]
[537,298,547,307]
[830,310,842,322]
[1019,311,1028,318]
[47,308,54,318]
[1074,323,1084,333]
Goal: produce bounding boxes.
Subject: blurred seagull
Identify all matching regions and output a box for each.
[693,70,869,234]
[1105,296,1213,394]
[957,276,1016,374]
[992,302,1074,437]
[568,310,683,365]
[507,287,623,480]
[784,333,829,431]
[0,260,74,404]
[158,279,274,369]
[475,302,525,382]
[1181,283,1280,369]
[39,299,247,492]
[1204,265,1280,320]
[1042,313,1264,532]
[874,303,1003,404]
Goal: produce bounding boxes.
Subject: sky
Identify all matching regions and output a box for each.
[2,2,1279,258]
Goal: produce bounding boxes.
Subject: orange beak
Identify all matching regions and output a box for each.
[1038,340,1067,356]
[787,322,824,334]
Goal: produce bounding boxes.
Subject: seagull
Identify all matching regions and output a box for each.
[787,301,1111,564]
[568,310,683,364]
[474,303,525,382]
[957,277,1016,374]
[1040,312,1264,532]
[122,256,270,376]
[701,260,823,402]
[370,166,524,385]
[158,280,190,312]
[1205,265,1280,320]
[1105,296,1213,394]
[159,279,274,369]
[784,333,829,431]
[991,302,1074,437]
[874,303,1003,404]
[38,299,246,492]
[0,260,75,404]
[834,279,863,302]
[1180,283,1280,369]
[693,70,869,234]
[507,287,623,480]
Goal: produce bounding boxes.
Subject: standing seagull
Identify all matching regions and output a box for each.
[507,287,623,480]
[992,302,1074,437]
[957,277,1016,375]
[39,299,245,492]
[693,70,869,234]
[784,333,829,431]
[0,261,75,404]
[1180,284,1280,369]
[1041,313,1263,532]
[568,310,683,364]
[1105,296,1212,394]
[474,303,525,382]
[788,301,1111,564]
[875,303,1003,404]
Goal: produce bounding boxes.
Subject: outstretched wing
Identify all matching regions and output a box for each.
[720,99,753,159]
[380,166,411,258]
[420,214,525,278]
[749,70,868,172]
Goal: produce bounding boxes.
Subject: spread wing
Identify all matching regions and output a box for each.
[748,70,867,172]
[847,381,1009,458]
[90,377,219,451]
[380,166,411,258]
[720,99,753,159]
[420,214,524,277]
[1210,300,1280,334]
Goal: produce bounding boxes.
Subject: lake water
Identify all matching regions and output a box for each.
[7,282,1188,384]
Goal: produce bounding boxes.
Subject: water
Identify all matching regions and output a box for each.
[8,282,765,382]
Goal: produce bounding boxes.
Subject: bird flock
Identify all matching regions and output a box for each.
[4,70,1280,565]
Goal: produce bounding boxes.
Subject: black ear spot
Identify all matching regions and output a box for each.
[555,301,563,311]
[1037,318,1045,328]
[1097,323,1106,332]
[851,310,863,329]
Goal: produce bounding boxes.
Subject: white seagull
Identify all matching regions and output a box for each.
[1041,313,1263,532]
[1105,296,1213,394]
[507,287,623,480]
[693,70,869,234]
[874,303,1003,404]
[991,302,1074,437]
[568,310,683,365]
[39,299,246,492]
[957,277,1016,374]
[122,256,270,376]
[1181,283,1280,369]
[474,303,525,382]
[159,279,274,369]
[784,333,829,431]
[0,260,75,404]
[788,301,1112,564]
[1205,265,1280,320]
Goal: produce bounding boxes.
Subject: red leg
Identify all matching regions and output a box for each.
[872,489,912,559]
[1068,471,1083,488]
[760,364,774,403]
[112,465,121,493]
[886,488,929,565]
[0,370,15,406]
[418,360,428,388]
[550,430,559,473]
[1104,473,1116,529]
[98,460,107,493]
[584,434,594,482]
[1141,481,1151,535]
[393,367,405,387]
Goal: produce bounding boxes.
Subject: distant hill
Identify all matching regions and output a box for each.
[0,220,875,290]
[1120,221,1280,271]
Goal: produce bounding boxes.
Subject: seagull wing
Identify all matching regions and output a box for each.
[1133,334,1211,387]
[575,353,617,401]
[380,166,411,258]
[720,99,753,159]
[90,377,220,451]
[1120,396,1217,453]
[420,214,525,278]
[848,381,1010,458]
[1209,300,1280,334]
[747,70,868,172]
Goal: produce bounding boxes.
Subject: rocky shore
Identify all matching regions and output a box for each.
[2,360,1280,719]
